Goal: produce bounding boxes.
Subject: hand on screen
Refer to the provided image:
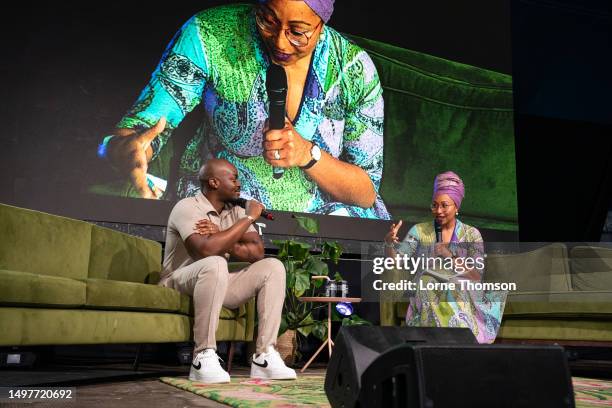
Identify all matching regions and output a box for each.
[194,219,220,235]
[263,118,312,168]
[385,220,402,244]
[109,117,166,199]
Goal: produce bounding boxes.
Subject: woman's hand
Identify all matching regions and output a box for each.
[450,268,482,283]
[263,118,312,168]
[107,117,166,199]
[194,219,220,236]
[262,118,376,208]
[434,243,454,258]
[385,220,403,245]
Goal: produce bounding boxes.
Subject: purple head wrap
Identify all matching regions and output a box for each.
[303,0,334,23]
[433,171,465,209]
[259,0,334,23]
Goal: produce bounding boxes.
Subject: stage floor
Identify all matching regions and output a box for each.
[0,363,327,408]
[1,361,610,407]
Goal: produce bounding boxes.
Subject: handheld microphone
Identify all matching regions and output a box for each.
[266,63,287,180]
[434,220,442,243]
[230,198,275,221]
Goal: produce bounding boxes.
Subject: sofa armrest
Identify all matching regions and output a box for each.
[380,301,398,326]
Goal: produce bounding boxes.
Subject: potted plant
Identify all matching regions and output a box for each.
[273,215,370,365]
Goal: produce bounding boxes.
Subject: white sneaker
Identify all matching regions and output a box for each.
[189,349,230,384]
[250,346,297,380]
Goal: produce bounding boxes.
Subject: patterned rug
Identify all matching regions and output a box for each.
[574,377,612,407]
[160,375,612,408]
[160,375,330,407]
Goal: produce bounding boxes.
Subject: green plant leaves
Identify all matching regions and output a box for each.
[322,241,342,263]
[296,314,314,337]
[313,278,325,289]
[293,215,319,234]
[304,256,329,276]
[295,314,327,341]
[273,225,353,346]
[293,268,310,297]
[272,240,312,261]
[272,240,289,259]
[297,325,313,338]
[286,262,296,288]
[341,314,372,326]
[288,241,311,260]
[311,320,327,341]
[286,311,298,323]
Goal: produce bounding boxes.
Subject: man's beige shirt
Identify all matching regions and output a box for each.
[162,192,256,277]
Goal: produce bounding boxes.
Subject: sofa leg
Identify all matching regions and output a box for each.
[227,342,235,374]
[133,344,144,371]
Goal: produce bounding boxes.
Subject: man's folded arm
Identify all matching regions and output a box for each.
[229,231,265,263]
[185,218,255,260]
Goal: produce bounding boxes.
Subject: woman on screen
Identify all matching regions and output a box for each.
[99,0,389,219]
[384,171,506,343]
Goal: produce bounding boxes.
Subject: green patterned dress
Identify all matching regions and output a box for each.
[400,220,507,343]
[117,4,389,219]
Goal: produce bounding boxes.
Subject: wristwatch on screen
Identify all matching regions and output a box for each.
[300,142,321,170]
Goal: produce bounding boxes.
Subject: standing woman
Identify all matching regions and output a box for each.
[102,0,389,219]
[384,171,507,343]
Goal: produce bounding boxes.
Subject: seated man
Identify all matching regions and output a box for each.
[159,158,296,383]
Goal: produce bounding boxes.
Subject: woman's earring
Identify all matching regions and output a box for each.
[456,212,459,216]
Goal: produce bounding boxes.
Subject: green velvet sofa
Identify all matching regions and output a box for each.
[380,243,612,345]
[350,35,517,232]
[0,203,254,350]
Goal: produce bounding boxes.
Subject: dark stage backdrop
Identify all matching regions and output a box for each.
[511,0,612,242]
[0,0,517,240]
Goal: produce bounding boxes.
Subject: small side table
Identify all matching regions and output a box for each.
[297,296,362,372]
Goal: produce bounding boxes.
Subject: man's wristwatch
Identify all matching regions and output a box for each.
[300,142,321,170]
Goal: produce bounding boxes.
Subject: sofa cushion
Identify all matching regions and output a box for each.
[498,319,612,342]
[215,314,250,340]
[484,243,572,292]
[83,278,249,319]
[0,269,86,307]
[220,304,248,319]
[0,307,254,346]
[504,291,612,317]
[83,279,181,312]
[0,307,192,346]
[178,293,249,319]
[88,225,162,283]
[570,246,612,291]
[0,204,91,279]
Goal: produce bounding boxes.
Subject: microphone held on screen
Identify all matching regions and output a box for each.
[435,220,442,243]
[266,63,288,179]
[230,198,275,221]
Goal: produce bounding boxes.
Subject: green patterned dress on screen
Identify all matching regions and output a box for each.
[400,220,507,343]
[117,4,389,219]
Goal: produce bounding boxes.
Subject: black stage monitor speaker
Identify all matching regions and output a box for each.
[325,326,574,408]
